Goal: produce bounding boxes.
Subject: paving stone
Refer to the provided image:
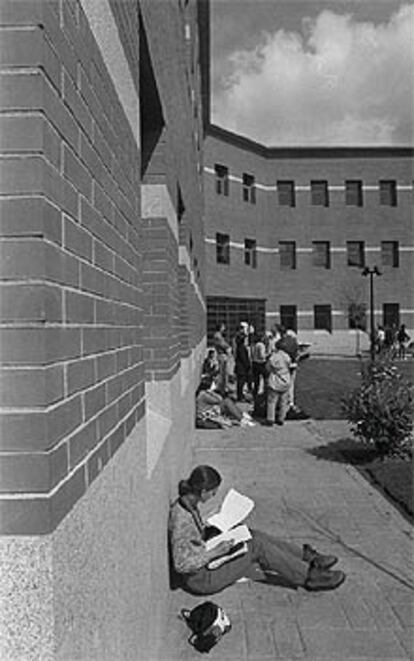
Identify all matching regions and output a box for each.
[301,627,407,658]
[271,620,306,658]
[244,614,276,657]
[296,597,349,629]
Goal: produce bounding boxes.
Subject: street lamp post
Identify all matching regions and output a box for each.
[362,265,382,362]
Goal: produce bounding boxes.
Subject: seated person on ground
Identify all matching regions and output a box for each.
[201,348,220,379]
[195,376,254,429]
[168,465,346,595]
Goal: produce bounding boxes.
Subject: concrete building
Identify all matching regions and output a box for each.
[203,125,414,354]
[0,1,207,659]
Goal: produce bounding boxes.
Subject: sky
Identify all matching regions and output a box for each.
[211,1,414,146]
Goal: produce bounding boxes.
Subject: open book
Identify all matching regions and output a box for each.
[207,488,254,532]
[205,489,255,569]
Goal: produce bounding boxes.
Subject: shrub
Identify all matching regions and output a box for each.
[342,356,413,459]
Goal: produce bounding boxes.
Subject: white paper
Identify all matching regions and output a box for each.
[205,524,252,551]
[207,488,254,532]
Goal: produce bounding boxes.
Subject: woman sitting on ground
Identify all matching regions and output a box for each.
[195,375,255,429]
[169,465,346,595]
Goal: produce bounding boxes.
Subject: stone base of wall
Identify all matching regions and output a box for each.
[0,341,205,661]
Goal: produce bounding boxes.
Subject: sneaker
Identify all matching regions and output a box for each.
[275,420,284,426]
[305,567,346,592]
[303,544,338,570]
[262,420,274,427]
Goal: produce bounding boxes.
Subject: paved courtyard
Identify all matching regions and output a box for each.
[162,419,414,660]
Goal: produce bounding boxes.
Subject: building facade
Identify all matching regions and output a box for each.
[0,1,207,659]
[204,125,414,354]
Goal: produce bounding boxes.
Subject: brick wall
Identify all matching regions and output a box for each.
[0,0,143,534]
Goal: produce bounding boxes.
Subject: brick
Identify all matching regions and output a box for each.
[84,383,106,420]
[63,70,93,137]
[79,132,105,183]
[0,328,81,366]
[96,401,118,438]
[67,357,95,396]
[108,424,125,457]
[80,262,105,297]
[51,464,86,530]
[96,352,116,380]
[87,438,110,486]
[0,283,62,322]
[0,497,51,535]
[0,71,44,111]
[0,365,64,407]
[0,28,60,91]
[47,396,83,449]
[82,328,109,356]
[45,242,80,287]
[65,290,95,324]
[0,156,43,195]
[0,114,43,152]
[93,180,114,222]
[0,443,68,493]
[93,240,114,272]
[63,215,92,261]
[63,144,93,200]
[106,372,125,404]
[68,418,98,469]
[0,410,46,451]
[43,74,79,148]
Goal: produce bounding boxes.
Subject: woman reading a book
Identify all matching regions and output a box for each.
[169,465,346,595]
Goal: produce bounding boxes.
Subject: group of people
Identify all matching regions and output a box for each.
[196,321,307,429]
[375,323,411,360]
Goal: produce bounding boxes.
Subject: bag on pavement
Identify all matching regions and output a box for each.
[181,601,232,653]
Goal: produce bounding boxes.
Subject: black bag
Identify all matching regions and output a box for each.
[181,601,232,653]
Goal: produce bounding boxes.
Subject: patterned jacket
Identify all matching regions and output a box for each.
[168,500,210,574]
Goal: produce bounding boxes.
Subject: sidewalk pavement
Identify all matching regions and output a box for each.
[162,419,414,661]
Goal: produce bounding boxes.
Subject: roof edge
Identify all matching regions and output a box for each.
[207,124,414,159]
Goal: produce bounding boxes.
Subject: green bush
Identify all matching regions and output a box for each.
[342,356,413,459]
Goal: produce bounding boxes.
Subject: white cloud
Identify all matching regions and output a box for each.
[212,4,414,145]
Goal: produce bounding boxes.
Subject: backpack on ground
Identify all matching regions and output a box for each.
[181,601,232,653]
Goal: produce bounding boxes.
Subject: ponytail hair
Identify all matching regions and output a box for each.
[178,465,222,497]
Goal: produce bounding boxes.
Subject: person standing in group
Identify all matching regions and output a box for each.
[281,329,300,413]
[251,332,267,402]
[234,322,251,402]
[264,340,292,426]
[397,324,410,360]
[213,323,231,395]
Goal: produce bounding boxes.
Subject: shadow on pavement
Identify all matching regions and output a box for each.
[306,437,378,465]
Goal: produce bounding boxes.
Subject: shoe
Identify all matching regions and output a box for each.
[303,544,338,570]
[305,567,346,592]
[275,420,284,426]
[262,420,273,427]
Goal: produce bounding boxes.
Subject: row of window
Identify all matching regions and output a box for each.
[279,303,401,333]
[216,234,400,269]
[214,164,401,207]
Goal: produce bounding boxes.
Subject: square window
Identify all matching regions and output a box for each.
[242,173,256,204]
[279,241,296,270]
[347,241,365,267]
[312,241,330,268]
[215,164,229,196]
[216,232,230,264]
[345,180,363,206]
[311,180,329,206]
[244,238,257,268]
[314,304,332,331]
[381,241,399,267]
[277,181,295,207]
[280,305,297,332]
[379,180,397,206]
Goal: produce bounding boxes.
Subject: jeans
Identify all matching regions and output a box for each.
[252,362,267,398]
[184,529,309,595]
[267,388,290,423]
